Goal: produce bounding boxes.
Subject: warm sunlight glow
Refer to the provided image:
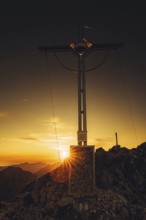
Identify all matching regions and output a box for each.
[60,150,70,161]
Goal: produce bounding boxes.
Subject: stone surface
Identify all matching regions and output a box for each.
[0,142,146,219]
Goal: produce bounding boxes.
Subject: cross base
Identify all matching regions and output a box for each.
[69,145,95,196]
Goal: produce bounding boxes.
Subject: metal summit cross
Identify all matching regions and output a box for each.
[39,23,123,197]
[39,23,123,147]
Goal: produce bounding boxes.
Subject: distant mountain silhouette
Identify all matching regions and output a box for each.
[35,162,61,177]
[0,143,146,219]
[0,162,48,174]
[0,166,8,172]
[13,162,48,173]
[0,167,34,201]
[0,162,61,202]
[0,162,60,176]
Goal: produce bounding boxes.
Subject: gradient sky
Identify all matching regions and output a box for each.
[0,1,146,165]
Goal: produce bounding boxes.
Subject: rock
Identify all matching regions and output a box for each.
[1,143,146,219]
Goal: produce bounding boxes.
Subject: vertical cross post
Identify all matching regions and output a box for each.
[38,24,124,147]
[77,24,87,146]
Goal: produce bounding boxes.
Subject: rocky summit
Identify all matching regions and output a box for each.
[0,142,146,220]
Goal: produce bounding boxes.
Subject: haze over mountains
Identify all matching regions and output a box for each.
[0,162,60,174]
[0,143,146,219]
[0,162,60,202]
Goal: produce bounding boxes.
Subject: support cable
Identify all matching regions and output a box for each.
[54,50,109,73]
[44,52,61,162]
[116,49,138,146]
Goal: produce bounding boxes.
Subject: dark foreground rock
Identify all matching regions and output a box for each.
[0,174,130,220]
[0,142,146,220]
[0,167,34,201]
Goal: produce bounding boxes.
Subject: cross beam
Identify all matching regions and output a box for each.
[38,24,124,146]
[38,42,124,53]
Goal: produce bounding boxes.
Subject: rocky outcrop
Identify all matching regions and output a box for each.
[0,175,129,220]
[95,143,146,205]
[0,167,34,201]
[0,143,146,219]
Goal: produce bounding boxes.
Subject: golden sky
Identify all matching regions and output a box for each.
[0,2,146,166]
[0,53,145,166]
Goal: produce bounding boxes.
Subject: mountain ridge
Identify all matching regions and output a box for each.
[0,166,35,201]
[0,142,146,219]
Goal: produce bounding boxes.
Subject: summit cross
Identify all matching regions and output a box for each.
[38,23,124,146]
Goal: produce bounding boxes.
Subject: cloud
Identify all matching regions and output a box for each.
[17,132,74,147]
[95,137,113,147]
[39,133,75,148]
[42,117,75,131]
[0,111,8,119]
[18,134,39,142]
[0,134,40,144]
[19,137,38,141]
[46,117,66,129]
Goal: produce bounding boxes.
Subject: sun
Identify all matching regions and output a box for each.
[60,150,70,161]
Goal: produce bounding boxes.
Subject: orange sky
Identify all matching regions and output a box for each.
[0,2,146,166]
[0,57,145,166]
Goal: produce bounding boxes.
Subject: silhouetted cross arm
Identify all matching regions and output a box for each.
[38,42,124,55]
[38,45,71,52]
[90,42,124,51]
[38,34,124,147]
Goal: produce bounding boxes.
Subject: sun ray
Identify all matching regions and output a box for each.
[60,150,70,161]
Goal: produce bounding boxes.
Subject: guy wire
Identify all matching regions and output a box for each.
[44,52,61,162]
[116,49,138,146]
